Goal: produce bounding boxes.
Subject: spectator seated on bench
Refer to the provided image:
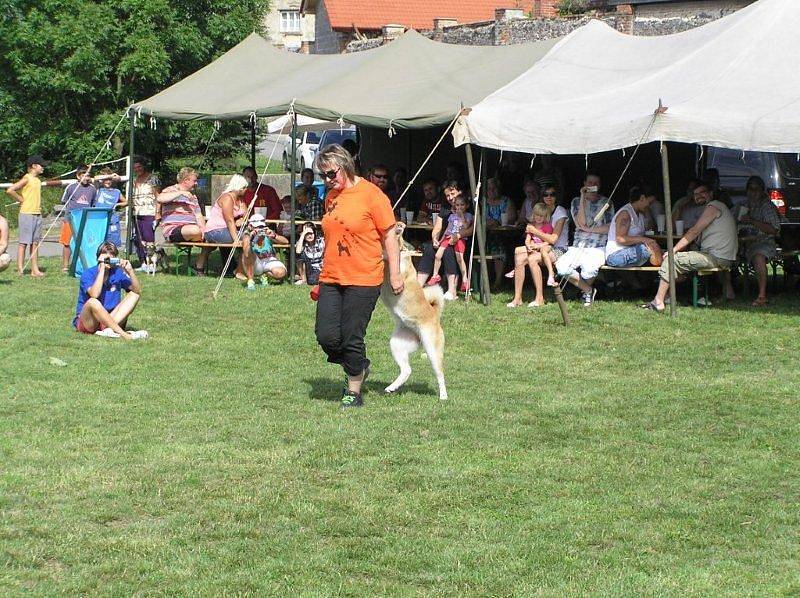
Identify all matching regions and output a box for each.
[195,174,250,276]
[642,182,737,313]
[605,185,663,268]
[157,167,205,245]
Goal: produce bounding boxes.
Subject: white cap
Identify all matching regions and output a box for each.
[248,213,266,228]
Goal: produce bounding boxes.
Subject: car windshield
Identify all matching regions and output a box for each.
[777,153,800,180]
[306,132,320,144]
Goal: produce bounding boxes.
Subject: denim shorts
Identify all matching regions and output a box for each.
[203,228,234,244]
[606,244,651,268]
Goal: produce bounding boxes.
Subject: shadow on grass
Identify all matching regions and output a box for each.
[304,376,434,401]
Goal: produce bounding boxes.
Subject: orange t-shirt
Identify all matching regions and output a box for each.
[320,178,396,286]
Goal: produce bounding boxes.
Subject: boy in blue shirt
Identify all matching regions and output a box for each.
[74,241,147,339]
[93,168,128,246]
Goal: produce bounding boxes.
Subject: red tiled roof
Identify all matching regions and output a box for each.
[321,0,535,31]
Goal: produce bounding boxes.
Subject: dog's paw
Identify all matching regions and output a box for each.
[385,385,398,394]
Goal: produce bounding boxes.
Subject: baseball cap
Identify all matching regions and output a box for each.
[248,213,266,228]
[26,155,50,168]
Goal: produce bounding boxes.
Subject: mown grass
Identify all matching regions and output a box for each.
[1,260,798,594]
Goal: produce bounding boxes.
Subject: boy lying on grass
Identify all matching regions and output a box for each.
[73,241,148,340]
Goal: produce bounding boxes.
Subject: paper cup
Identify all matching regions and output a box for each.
[500,212,509,226]
[655,214,666,232]
[399,208,407,222]
[675,220,685,236]
[405,211,415,225]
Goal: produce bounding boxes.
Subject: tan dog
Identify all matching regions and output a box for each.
[381,223,448,400]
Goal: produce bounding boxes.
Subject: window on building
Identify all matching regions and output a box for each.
[280,11,301,33]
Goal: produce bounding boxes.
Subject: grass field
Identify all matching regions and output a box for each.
[1,259,799,594]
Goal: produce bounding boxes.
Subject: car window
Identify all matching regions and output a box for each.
[777,153,800,180]
[709,148,767,178]
[306,132,320,144]
[321,130,356,146]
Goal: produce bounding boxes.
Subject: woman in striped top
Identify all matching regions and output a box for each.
[156,167,205,243]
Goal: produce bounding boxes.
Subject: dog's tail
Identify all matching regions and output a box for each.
[422,285,445,317]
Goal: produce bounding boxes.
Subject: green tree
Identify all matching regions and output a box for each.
[0,0,270,180]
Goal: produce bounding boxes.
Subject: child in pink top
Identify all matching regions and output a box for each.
[525,202,557,287]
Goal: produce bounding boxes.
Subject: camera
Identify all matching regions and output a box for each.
[585,185,598,193]
[102,257,120,266]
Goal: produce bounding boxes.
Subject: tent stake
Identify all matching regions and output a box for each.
[465,143,490,305]
[661,141,678,316]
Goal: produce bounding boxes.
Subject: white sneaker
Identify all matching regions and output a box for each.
[130,330,149,340]
[95,328,120,338]
[443,292,457,301]
[294,279,305,285]
[582,288,597,307]
[697,297,712,307]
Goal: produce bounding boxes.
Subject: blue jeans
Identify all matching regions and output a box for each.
[606,244,651,267]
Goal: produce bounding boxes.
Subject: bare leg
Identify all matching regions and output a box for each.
[62,245,70,271]
[79,298,133,339]
[752,254,768,303]
[455,251,468,282]
[30,242,44,276]
[510,247,528,306]
[445,275,457,297]
[541,246,556,283]
[430,247,445,279]
[567,272,591,293]
[722,271,735,300]
[653,279,669,309]
[109,291,141,329]
[528,252,545,305]
[17,244,26,275]
[178,225,204,242]
[492,258,505,288]
[266,264,287,281]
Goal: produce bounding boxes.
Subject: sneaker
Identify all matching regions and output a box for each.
[582,288,597,307]
[260,275,270,287]
[340,391,363,409]
[130,330,149,340]
[294,279,305,285]
[426,274,441,286]
[246,279,256,291]
[697,297,712,307]
[95,328,120,338]
[443,291,457,301]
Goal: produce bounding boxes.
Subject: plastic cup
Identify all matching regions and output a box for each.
[656,214,666,232]
[500,212,509,226]
[399,208,407,223]
[406,211,415,225]
[675,220,685,236]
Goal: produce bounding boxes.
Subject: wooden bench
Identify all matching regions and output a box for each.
[599,264,725,307]
[170,241,290,276]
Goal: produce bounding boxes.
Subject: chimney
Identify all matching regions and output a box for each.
[433,17,458,30]
[382,23,405,43]
[495,8,525,21]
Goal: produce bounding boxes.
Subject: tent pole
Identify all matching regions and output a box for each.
[465,143,490,306]
[125,112,135,259]
[250,120,256,171]
[289,112,297,281]
[661,141,678,317]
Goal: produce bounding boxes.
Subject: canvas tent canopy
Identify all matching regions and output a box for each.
[130,30,559,129]
[453,0,800,154]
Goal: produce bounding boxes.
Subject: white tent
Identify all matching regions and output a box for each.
[454,0,800,154]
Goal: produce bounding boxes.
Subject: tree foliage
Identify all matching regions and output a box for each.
[0,0,270,179]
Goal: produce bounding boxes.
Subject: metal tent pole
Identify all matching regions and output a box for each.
[289,113,297,280]
[661,141,678,317]
[125,112,136,259]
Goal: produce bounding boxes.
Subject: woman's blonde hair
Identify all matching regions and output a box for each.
[313,144,356,181]
[531,201,552,220]
[223,174,249,194]
[177,167,197,183]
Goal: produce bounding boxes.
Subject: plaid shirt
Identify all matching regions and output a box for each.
[747,199,781,243]
[570,196,613,248]
[300,198,324,221]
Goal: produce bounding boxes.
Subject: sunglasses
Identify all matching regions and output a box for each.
[318,168,340,181]
[543,191,556,197]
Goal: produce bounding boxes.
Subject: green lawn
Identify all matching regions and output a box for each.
[1,260,799,594]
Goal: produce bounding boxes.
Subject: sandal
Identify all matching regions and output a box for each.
[190,266,206,277]
[751,296,768,307]
[639,301,664,313]
[527,300,545,308]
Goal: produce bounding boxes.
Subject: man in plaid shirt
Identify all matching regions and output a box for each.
[556,173,613,306]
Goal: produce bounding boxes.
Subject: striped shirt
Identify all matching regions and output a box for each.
[160,184,200,237]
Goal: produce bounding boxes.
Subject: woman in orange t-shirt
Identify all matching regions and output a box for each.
[314,144,403,408]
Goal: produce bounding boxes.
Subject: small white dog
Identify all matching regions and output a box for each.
[144,242,169,275]
[381,223,448,400]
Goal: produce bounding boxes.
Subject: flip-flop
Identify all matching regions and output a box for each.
[751,297,768,307]
[639,301,664,313]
